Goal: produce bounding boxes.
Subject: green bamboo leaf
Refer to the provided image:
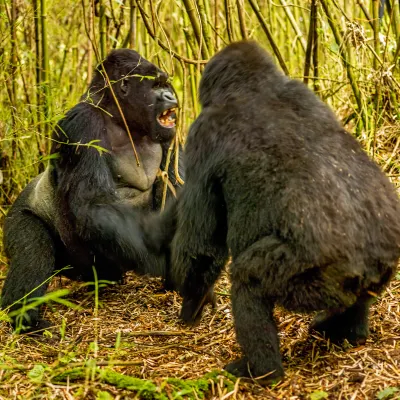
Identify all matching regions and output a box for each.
[310,391,329,400]
[377,387,399,400]
[28,365,46,384]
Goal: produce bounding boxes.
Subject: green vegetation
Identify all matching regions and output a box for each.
[0,1,399,212]
[0,1,399,398]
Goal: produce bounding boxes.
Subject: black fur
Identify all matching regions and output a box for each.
[2,49,183,332]
[170,41,400,384]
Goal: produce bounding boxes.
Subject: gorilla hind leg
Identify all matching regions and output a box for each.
[2,211,56,332]
[226,279,284,385]
[310,295,373,345]
[225,235,305,384]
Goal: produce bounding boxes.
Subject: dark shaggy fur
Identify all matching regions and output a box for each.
[2,49,184,332]
[169,41,400,384]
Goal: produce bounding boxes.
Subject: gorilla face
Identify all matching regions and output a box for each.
[118,69,178,143]
[96,49,178,143]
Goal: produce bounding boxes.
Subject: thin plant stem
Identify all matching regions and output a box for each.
[247,0,289,75]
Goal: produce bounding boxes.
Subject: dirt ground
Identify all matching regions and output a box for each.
[0,266,399,400]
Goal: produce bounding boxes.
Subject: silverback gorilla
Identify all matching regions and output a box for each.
[169,41,400,384]
[2,49,183,332]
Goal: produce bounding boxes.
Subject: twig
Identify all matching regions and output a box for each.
[278,0,307,52]
[123,330,194,337]
[247,0,289,75]
[136,0,207,65]
[303,0,316,85]
[320,0,365,129]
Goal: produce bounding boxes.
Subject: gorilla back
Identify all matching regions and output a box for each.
[2,49,183,332]
[171,40,400,384]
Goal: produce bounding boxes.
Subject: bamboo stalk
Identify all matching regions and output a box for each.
[183,10,199,117]
[40,0,50,135]
[303,1,315,84]
[224,0,233,42]
[30,0,45,159]
[358,0,374,29]
[247,0,289,75]
[129,0,137,48]
[10,0,17,110]
[278,0,306,52]
[236,0,247,40]
[394,37,400,66]
[371,0,382,155]
[312,0,319,93]
[214,0,220,50]
[372,1,397,159]
[320,0,365,129]
[388,0,399,40]
[9,0,17,159]
[99,0,107,59]
[181,0,209,59]
[87,0,94,83]
[198,0,212,54]
[113,0,125,46]
[372,0,380,71]
[136,0,207,65]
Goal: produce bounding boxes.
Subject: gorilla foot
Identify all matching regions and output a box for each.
[310,309,369,345]
[224,356,284,386]
[180,287,217,327]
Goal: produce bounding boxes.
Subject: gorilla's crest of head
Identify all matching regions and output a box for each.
[199,41,286,107]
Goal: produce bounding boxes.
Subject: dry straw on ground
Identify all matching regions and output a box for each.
[0,265,399,400]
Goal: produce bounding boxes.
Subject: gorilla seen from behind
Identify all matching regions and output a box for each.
[170,41,400,384]
[2,49,183,332]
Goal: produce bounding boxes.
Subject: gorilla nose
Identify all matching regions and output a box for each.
[162,91,178,106]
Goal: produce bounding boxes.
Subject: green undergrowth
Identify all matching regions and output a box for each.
[25,364,236,399]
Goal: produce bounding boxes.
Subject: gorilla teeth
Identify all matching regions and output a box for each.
[161,107,176,116]
[157,108,177,128]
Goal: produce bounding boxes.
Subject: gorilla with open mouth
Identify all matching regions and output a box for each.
[1,49,184,332]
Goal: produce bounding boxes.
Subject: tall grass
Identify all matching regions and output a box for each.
[0,0,399,214]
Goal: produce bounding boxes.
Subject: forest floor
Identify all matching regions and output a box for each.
[0,262,399,400]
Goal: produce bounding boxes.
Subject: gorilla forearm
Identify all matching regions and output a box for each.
[58,166,166,276]
[75,203,163,271]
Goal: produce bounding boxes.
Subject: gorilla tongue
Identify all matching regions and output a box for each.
[157,108,177,128]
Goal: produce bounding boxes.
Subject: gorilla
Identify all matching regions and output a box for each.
[169,41,400,384]
[1,49,183,332]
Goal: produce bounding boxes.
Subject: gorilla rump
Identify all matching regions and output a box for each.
[1,49,183,332]
[170,41,400,383]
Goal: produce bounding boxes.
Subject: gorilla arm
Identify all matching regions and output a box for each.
[169,116,229,324]
[54,104,165,276]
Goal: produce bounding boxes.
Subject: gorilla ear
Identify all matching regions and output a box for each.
[120,78,129,96]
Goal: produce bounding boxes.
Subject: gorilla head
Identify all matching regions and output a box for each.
[88,49,178,143]
[199,41,285,107]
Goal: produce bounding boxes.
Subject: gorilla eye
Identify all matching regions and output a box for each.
[120,78,129,94]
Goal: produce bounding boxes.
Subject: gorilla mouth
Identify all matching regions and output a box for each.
[157,108,177,128]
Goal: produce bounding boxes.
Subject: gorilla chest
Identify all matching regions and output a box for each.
[110,137,163,207]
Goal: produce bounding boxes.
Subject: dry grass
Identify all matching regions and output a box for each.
[0,265,399,400]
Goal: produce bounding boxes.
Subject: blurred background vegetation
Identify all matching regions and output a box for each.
[0,0,399,213]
